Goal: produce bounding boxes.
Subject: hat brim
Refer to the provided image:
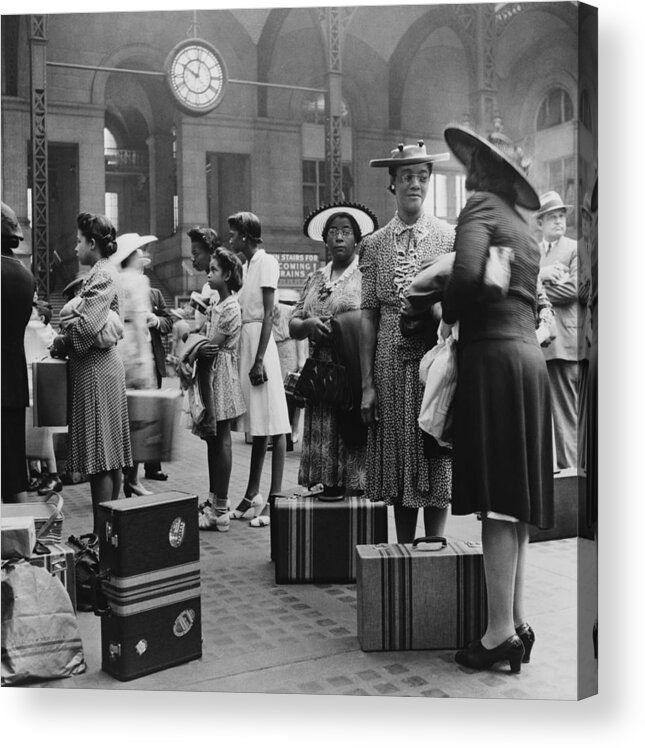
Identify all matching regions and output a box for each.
[303,202,379,242]
[369,152,450,168]
[111,233,158,267]
[444,126,540,211]
[535,205,574,218]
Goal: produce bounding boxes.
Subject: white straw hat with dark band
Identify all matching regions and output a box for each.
[303,202,379,242]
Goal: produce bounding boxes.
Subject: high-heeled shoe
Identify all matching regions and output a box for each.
[198,506,230,532]
[455,635,525,674]
[229,494,263,520]
[515,623,535,663]
[124,481,153,498]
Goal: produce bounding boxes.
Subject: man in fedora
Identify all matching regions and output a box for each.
[535,190,582,471]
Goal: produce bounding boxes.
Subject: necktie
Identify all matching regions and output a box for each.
[546,242,552,255]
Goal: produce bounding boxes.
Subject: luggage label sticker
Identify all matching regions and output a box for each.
[135,639,148,656]
[169,517,186,547]
[173,608,196,637]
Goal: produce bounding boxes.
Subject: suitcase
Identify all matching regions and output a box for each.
[1,493,64,543]
[127,389,182,463]
[96,491,202,681]
[529,473,593,542]
[356,536,487,651]
[274,495,387,583]
[32,358,68,427]
[28,540,77,611]
[1,516,36,560]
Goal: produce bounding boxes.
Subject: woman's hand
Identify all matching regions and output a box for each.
[306,316,332,344]
[360,385,379,425]
[49,334,70,359]
[249,360,268,386]
[197,343,219,360]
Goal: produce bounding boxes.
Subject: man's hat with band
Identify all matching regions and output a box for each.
[369,140,450,168]
[535,191,573,218]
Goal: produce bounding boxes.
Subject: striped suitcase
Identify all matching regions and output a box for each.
[356,537,487,651]
[96,491,202,681]
[274,496,387,583]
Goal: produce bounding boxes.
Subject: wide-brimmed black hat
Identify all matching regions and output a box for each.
[443,125,540,210]
[370,140,450,168]
[303,202,378,242]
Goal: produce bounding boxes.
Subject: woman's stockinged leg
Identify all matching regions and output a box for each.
[206,436,217,496]
[480,517,519,649]
[393,505,419,544]
[213,421,232,502]
[89,469,122,534]
[269,433,286,497]
[423,506,449,538]
[245,435,269,498]
[512,521,529,628]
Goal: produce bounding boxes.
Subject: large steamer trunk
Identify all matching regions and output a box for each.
[96,491,201,681]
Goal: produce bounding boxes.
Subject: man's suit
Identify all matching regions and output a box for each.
[540,235,583,470]
[145,286,173,475]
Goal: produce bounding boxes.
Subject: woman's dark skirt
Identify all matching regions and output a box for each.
[450,337,554,529]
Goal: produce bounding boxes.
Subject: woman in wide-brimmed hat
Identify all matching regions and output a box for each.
[441,125,553,674]
[359,141,455,542]
[110,232,158,497]
[290,202,378,498]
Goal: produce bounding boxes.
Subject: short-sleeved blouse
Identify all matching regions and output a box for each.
[238,249,279,322]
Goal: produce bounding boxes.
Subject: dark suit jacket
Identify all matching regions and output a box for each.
[149,286,173,383]
[1,252,36,407]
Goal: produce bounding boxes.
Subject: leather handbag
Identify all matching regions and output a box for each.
[293,341,352,411]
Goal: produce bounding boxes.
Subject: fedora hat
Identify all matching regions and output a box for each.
[370,140,450,168]
[444,125,540,210]
[111,233,157,267]
[303,201,378,242]
[535,191,573,218]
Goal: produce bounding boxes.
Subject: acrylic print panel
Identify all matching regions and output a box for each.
[0,1,597,701]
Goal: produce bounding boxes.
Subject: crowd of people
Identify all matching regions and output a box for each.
[1,122,597,676]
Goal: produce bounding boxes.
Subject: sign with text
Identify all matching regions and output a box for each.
[273,252,320,288]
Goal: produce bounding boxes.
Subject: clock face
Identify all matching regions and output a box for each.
[165,40,227,115]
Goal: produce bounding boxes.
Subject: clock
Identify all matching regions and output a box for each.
[164,39,227,116]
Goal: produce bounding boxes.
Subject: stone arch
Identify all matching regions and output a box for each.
[256,7,326,117]
[389,6,476,131]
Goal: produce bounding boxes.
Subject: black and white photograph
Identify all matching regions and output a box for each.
[1,0,627,740]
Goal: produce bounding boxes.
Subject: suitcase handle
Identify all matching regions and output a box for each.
[412,536,447,551]
[37,491,64,539]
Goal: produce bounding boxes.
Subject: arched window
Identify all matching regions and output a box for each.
[536,87,573,130]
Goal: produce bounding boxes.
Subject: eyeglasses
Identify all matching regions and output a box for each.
[327,228,353,238]
[398,173,430,185]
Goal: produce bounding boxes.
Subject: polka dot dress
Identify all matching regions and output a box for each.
[360,213,454,509]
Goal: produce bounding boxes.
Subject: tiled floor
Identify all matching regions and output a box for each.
[21,383,597,699]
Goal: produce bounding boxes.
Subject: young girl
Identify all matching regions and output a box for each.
[195,248,246,531]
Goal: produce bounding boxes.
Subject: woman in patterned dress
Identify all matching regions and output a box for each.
[290,203,378,498]
[360,141,454,543]
[195,248,246,532]
[228,211,291,528]
[50,213,132,534]
[441,126,553,672]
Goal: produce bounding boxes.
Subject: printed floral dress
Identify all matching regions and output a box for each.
[291,257,366,491]
[359,213,454,508]
[193,294,246,438]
